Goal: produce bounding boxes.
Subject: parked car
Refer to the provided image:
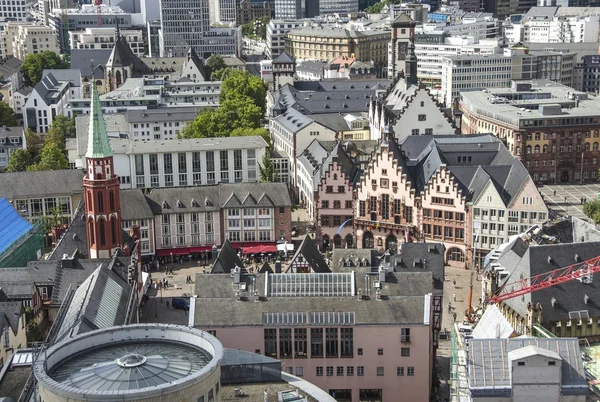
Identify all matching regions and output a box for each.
[172,298,190,310]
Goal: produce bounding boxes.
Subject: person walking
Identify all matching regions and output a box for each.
[448,303,452,313]
[453,312,457,322]
[453,293,457,302]
[166,301,169,308]
[452,279,456,288]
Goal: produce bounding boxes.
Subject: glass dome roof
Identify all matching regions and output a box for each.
[49,341,212,391]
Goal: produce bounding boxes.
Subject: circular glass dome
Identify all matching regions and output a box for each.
[49,341,212,391]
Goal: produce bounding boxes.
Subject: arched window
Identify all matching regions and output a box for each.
[115,70,122,88]
[111,219,116,244]
[99,219,106,246]
[516,146,521,156]
[88,219,94,245]
[542,144,548,153]
[526,145,532,154]
[87,191,92,208]
[345,234,353,247]
[109,191,115,210]
[447,247,465,263]
[552,145,556,153]
[594,142,599,151]
[97,192,104,213]
[322,235,330,251]
[362,232,374,249]
[334,234,342,247]
[534,145,540,154]
[585,142,590,151]
[535,133,540,140]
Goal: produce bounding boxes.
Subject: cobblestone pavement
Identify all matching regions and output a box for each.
[437,263,482,401]
[539,183,600,221]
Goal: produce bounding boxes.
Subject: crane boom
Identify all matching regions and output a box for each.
[486,255,600,304]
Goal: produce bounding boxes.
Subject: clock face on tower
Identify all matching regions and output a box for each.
[397,43,408,61]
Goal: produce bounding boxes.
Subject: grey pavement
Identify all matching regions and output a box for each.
[539,183,600,221]
[437,263,482,401]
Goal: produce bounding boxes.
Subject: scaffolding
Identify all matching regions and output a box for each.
[0,220,44,268]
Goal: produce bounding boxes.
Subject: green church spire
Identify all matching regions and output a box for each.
[85,83,113,158]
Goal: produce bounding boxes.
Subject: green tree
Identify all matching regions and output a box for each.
[50,115,76,138]
[0,101,17,126]
[220,69,268,114]
[20,51,69,87]
[5,149,34,172]
[258,152,278,182]
[179,108,218,138]
[584,199,600,223]
[205,55,226,80]
[24,128,42,160]
[43,126,66,153]
[27,144,68,171]
[231,127,271,147]
[217,97,263,131]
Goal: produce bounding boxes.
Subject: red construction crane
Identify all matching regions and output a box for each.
[96,0,102,27]
[486,255,600,304]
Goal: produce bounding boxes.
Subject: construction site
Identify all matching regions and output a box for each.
[449,216,600,402]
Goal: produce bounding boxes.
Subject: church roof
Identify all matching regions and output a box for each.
[106,36,140,68]
[85,83,113,158]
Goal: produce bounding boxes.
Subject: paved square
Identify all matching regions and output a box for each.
[538,183,600,221]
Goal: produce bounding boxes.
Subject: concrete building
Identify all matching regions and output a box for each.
[236,0,272,25]
[146,20,161,57]
[48,5,135,53]
[0,0,27,27]
[23,71,79,134]
[0,170,84,223]
[191,269,434,402]
[68,125,267,188]
[34,325,224,402]
[124,108,203,141]
[274,0,303,19]
[441,45,576,106]
[0,126,24,171]
[417,17,500,42]
[319,0,359,15]
[0,56,21,108]
[459,79,600,183]
[266,19,303,59]
[296,60,327,80]
[12,86,31,126]
[503,6,600,44]
[414,37,504,87]
[68,27,145,56]
[285,25,390,70]
[573,54,600,93]
[2,23,59,60]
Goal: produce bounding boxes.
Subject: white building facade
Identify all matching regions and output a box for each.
[69,28,145,56]
[266,19,303,59]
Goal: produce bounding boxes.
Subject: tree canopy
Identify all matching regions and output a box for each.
[21,51,69,86]
[258,153,278,182]
[584,199,600,224]
[0,101,17,126]
[364,0,401,13]
[180,69,268,139]
[24,128,42,160]
[205,55,226,80]
[241,17,270,40]
[27,144,69,171]
[219,69,268,114]
[5,149,33,172]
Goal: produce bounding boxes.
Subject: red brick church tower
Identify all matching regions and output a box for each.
[82,83,122,259]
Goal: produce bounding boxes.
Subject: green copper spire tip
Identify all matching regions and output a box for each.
[85,82,113,159]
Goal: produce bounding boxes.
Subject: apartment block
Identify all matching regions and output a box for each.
[1,23,59,59]
[459,79,600,184]
[266,19,302,59]
[68,27,145,56]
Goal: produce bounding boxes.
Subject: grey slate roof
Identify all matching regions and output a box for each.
[0,169,83,200]
[272,51,295,64]
[497,241,600,325]
[467,338,586,396]
[53,262,131,343]
[124,108,201,123]
[296,60,326,75]
[42,69,82,88]
[47,201,89,260]
[287,235,331,273]
[120,189,154,220]
[0,56,22,78]
[384,242,445,292]
[0,302,23,333]
[142,183,292,215]
[70,49,110,78]
[331,249,377,272]
[211,240,246,274]
[32,73,69,106]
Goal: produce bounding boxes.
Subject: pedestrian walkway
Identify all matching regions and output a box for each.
[539,183,600,221]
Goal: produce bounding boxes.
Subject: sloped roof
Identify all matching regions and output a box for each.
[0,198,32,255]
[0,302,23,333]
[47,201,89,260]
[498,241,600,325]
[0,169,84,199]
[0,56,22,78]
[120,189,154,220]
[287,235,330,273]
[472,304,515,339]
[272,51,295,64]
[70,49,110,78]
[211,239,246,274]
[52,262,131,343]
[508,344,561,361]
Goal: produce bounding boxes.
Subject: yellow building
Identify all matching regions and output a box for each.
[0,302,27,366]
[284,26,390,69]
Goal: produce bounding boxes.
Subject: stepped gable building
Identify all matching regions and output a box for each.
[354,133,546,266]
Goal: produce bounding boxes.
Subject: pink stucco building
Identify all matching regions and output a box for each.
[192,271,434,402]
